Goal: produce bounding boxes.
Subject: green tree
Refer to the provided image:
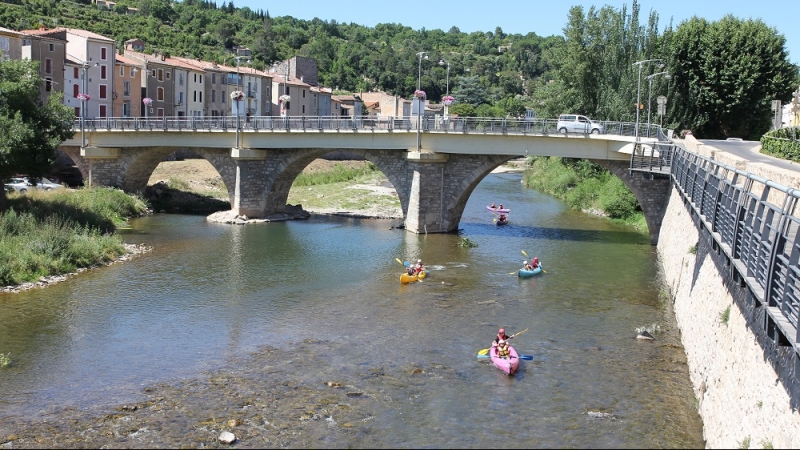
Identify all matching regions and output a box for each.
[448,103,475,117]
[452,75,488,107]
[496,96,526,117]
[666,16,799,139]
[0,59,74,210]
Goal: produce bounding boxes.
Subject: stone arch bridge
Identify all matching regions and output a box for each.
[59,116,672,244]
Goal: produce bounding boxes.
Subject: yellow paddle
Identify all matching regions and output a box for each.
[521,250,547,273]
[477,328,529,355]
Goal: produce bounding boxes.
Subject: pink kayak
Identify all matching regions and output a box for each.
[487,205,511,213]
[490,345,520,375]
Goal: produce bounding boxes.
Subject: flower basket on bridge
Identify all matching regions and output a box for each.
[76,93,90,101]
[230,90,244,101]
[414,90,427,99]
[442,95,454,106]
[279,94,291,103]
[142,97,153,106]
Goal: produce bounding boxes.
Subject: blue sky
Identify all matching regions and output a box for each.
[226,0,800,66]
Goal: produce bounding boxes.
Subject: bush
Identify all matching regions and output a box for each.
[760,127,800,161]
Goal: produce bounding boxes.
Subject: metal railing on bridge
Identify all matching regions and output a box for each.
[670,145,800,357]
[74,115,668,140]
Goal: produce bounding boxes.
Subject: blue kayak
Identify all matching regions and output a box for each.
[518,265,543,278]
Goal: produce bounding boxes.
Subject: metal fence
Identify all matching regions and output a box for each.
[75,115,666,139]
[671,145,800,355]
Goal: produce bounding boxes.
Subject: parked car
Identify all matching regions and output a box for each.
[50,166,83,187]
[3,176,63,194]
[4,177,33,193]
[556,114,605,134]
[30,177,65,191]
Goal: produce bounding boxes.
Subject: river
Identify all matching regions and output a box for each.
[0,172,705,447]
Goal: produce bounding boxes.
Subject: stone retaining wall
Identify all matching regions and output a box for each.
[659,138,800,448]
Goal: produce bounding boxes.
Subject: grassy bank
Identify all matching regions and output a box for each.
[0,187,150,287]
[522,156,648,232]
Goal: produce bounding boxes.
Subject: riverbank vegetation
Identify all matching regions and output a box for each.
[522,156,648,232]
[0,188,149,287]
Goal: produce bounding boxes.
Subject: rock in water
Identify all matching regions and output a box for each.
[219,431,236,444]
[636,330,655,340]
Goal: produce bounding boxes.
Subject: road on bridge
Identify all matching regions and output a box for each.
[699,138,800,173]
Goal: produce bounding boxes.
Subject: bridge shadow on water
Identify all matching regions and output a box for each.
[461,221,651,245]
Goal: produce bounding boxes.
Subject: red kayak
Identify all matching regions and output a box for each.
[490,345,520,375]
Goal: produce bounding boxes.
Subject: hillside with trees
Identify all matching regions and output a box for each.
[0,0,797,139]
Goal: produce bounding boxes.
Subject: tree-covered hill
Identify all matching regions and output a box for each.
[1,0,797,139]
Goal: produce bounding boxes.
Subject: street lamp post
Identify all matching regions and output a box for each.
[416,51,429,152]
[232,56,250,149]
[438,58,452,121]
[632,59,664,142]
[71,57,99,148]
[645,71,671,137]
[273,62,290,117]
[439,58,450,96]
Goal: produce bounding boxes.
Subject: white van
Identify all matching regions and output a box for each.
[557,114,604,134]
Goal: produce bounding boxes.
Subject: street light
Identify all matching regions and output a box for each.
[416,51,429,152]
[272,62,290,117]
[632,59,664,142]
[69,56,99,148]
[232,56,250,149]
[645,71,671,137]
[438,58,450,96]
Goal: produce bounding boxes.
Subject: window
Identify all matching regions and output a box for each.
[119,66,124,77]
[100,65,107,79]
[212,73,216,84]
[193,91,197,102]
[199,75,202,83]
[130,67,136,77]
[74,107,80,117]
[101,47,107,60]
[302,89,306,98]
[45,58,52,74]
[158,69,163,81]
[122,101,130,117]
[151,69,156,78]
[178,92,184,105]
[193,73,197,83]
[73,84,79,98]
[166,72,170,80]
[99,105,107,117]
[123,81,130,96]
[99,85,107,99]
[45,78,53,92]
[199,91,202,102]
[157,108,164,118]
[157,87,164,101]
[179,74,184,86]
[211,90,215,102]
[49,43,54,52]
[74,67,79,78]
[302,105,305,114]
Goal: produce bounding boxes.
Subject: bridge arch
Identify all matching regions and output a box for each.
[593,160,671,245]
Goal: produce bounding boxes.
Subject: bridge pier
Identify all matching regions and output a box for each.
[594,160,672,245]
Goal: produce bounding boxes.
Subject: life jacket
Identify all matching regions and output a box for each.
[497,344,510,358]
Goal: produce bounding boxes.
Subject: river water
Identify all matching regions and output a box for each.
[0,172,705,447]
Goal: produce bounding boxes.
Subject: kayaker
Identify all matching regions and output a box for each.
[492,328,511,347]
[498,204,504,210]
[522,260,533,271]
[498,213,507,222]
[496,339,511,358]
[407,266,416,276]
[531,257,540,269]
[490,202,496,209]
[413,259,425,275]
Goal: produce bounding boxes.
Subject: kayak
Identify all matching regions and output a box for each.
[518,265,543,278]
[400,270,427,284]
[490,344,520,375]
[487,205,511,213]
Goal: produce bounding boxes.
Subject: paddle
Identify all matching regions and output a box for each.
[477,354,533,360]
[477,328,529,355]
[521,250,547,273]
[396,258,410,267]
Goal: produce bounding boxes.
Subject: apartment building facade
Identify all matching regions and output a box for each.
[64,28,115,119]
[19,28,67,107]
